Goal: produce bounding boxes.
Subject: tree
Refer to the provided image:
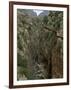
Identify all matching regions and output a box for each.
[43,11,63,31]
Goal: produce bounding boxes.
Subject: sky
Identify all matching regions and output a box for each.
[33,9,43,16]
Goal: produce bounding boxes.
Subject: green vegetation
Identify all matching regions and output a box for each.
[17,9,63,80]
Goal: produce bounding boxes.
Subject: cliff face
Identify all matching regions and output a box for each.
[52,38,63,78]
[17,9,63,80]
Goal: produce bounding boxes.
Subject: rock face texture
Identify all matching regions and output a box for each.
[52,38,63,78]
[17,9,63,80]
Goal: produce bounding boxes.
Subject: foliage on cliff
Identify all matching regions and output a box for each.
[17,9,63,80]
